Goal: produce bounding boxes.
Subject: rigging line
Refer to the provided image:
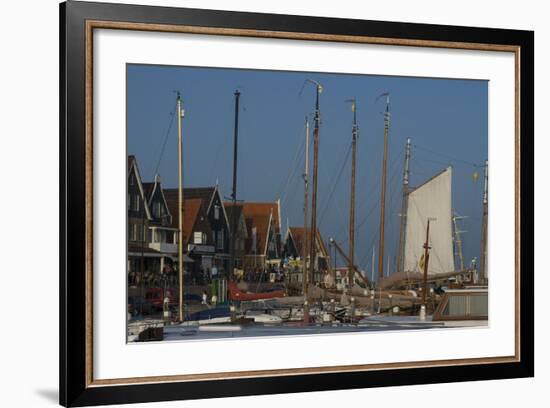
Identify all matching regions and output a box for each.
[331,142,407,259]
[336,144,405,240]
[358,232,379,273]
[276,121,307,200]
[281,156,306,211]
[280,138,307,207]
[355,145,405,271]
[151,102,177,178]
[385,170,403,266]
[319,140,354,227]
[413,144,483,168]
[412,154,455,168]
[318,141,353,227]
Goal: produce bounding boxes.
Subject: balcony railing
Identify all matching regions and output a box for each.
[148,242,178,254]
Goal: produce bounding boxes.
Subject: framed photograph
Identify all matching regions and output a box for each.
[60,1,534,406]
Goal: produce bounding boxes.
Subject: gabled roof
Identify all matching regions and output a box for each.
[164,187,215,208]
[244,213,272,256]
[142,176,172,222]
[127,155,152,220]
[128,155,135,171]
[164,186,230,228]
[142,182,155,201]
[225,204,248,238]
[225,203,243,221]
[227,201,281,256]
[286,226,329,258]
[240,202,281,233]
[164,196,204,245]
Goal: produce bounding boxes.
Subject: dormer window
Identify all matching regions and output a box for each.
[153,201,161,218]
[130,194,140,211]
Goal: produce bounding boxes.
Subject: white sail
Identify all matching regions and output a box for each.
[404,167,454,275]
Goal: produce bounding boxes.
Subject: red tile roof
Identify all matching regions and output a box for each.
[164,187,216,209]
[288,226,328,257]
[226,202,281,256]
[240,202,281,233]
[245,214,271,255]
[165,197,203,245]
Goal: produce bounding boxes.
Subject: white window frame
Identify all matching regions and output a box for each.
[194,231,202,244]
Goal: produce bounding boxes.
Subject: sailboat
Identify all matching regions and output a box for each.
[380,155,473,290]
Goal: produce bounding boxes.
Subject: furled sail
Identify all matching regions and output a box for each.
[404,167,454,275]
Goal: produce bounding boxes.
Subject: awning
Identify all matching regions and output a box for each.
[183,254,195,263]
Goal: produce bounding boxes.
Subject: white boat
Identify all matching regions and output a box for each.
[244,310,283,324]
[198,325,242,332]
[179,316,232,326]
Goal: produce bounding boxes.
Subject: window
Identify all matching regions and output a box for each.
[214,205,220,220]
[129,173,134,185]
[194,231,202,244]
[154,201,162,218]
[131,194,140,211]
[129,223,144,242]
[217,230,224,250]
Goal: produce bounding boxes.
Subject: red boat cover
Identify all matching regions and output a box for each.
[228,282,286,301]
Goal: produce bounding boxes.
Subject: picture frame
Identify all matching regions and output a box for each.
[60,0,534,406]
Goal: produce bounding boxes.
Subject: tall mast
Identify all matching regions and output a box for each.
[302,117,310,296]
[452,214,467,270]
[306,79,322,290]
[230,90,240,281]
[347,98,358,289]
[176,92,185,322]
[397,138,411,273]
[421,218,432,306]
[479,160,488,284]
[377,93,390,283]
[371,246,375,284]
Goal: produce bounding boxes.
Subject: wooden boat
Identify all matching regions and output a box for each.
[228,281,286,301]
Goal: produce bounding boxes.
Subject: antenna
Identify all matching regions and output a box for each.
[345,97,358,137]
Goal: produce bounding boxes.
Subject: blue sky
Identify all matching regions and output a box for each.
[127,64,488,276]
